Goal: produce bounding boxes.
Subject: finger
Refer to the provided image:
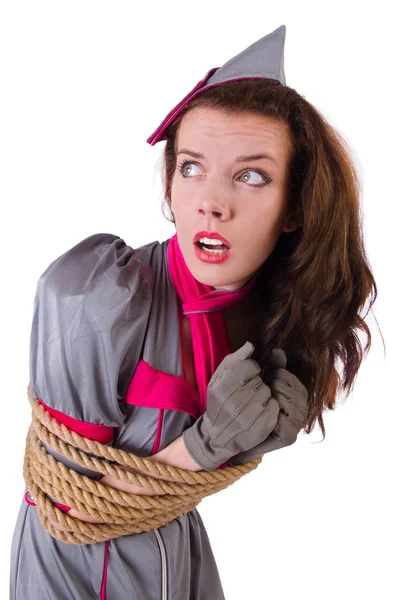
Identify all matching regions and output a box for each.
[222,341,255,365]
[251,432,285,456]
[209,341,257,386]
[209,356,261,389]
[271,368,309,405]
[246,378,274,411]
[270,390,307,424]
[270,379,308,416]
[271,412,299,447]
[272,368,309,398]
[267,349,287,370]
[242,397,280,447]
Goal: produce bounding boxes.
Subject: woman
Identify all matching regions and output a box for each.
[10,25,378,599]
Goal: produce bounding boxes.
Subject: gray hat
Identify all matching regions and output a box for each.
[147,24,287,146]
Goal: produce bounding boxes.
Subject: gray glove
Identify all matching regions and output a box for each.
[228,350,309,465]
[182,341,280,471]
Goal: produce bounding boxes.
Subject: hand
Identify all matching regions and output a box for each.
[182,341,280,470]
[228,349,309,465]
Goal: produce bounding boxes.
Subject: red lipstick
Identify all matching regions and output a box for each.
[194,244,231,264]
[193,231,232,264]
[193,231,231,247]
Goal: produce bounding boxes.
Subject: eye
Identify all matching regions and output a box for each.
[237,169,272,186]
[177,159,201,177]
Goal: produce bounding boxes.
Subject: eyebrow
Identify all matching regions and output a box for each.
[177,148,279,166]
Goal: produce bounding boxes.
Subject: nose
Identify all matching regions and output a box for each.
[196,184,232,221]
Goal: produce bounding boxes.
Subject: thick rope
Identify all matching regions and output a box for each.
[24,385,262,545]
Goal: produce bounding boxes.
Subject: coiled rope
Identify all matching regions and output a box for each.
[23,384,262,545]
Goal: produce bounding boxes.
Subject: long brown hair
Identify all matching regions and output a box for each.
[159,79,384,440]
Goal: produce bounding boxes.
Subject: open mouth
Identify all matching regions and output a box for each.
[194,240,230,254]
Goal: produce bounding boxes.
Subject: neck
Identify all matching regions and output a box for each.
[211,268,262,293]
[223,288,262,356]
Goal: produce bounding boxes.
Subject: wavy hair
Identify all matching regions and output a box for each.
[159,79,383,440]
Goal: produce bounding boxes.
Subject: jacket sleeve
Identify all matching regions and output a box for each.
[29,233,153,481]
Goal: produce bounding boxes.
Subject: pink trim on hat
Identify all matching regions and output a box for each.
[147,68,218,145]
[147,74,266,145]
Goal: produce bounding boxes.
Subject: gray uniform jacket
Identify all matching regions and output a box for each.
[10,233,226,600]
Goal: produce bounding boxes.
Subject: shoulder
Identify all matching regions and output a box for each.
[29,234,159,425]
[38,233,149,296]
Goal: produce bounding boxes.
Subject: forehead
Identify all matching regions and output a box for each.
[176,106,291,154]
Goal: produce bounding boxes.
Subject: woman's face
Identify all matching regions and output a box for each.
[170,106,298,291]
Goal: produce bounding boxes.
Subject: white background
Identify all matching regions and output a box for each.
[1,1,396,599]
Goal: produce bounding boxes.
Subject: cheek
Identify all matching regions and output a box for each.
[170,188,195,226]
[243,209,283,251]
[249,197,286,228]
[244,208,272,234]
[170,179,185,211]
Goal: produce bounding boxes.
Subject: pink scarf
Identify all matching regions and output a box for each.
[167,233,261,415]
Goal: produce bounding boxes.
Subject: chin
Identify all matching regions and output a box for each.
[187,263,243,290]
